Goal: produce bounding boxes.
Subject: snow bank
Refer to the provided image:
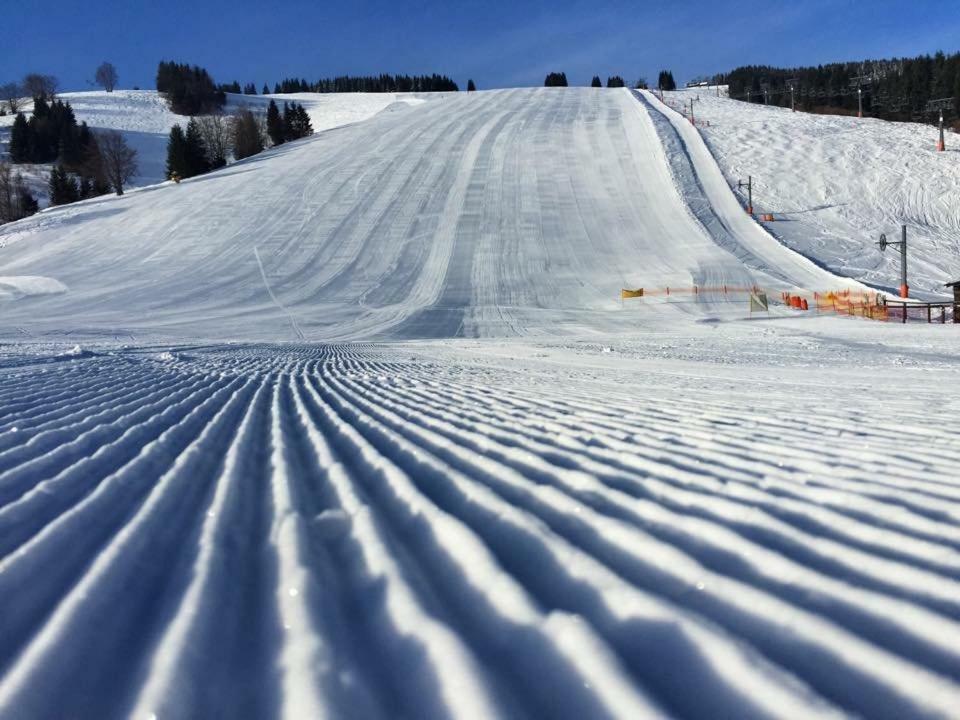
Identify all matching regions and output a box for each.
[0,275,67,300]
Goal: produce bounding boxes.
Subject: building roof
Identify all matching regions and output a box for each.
[947,280,960,288]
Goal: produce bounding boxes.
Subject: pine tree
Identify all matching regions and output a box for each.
[282,102,296,141]
[294,104,313,138]
[591,76,602,88]
[262,83,269,95]
[266,100,284,146]
[165,124,188,179]
[9,113,30,162]
[49,165,79,205]
[467,79,476,92]
[184,117,210,177]
[658,70,677,91]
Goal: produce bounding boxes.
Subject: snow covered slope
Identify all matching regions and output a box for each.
[0,90,421,201]
[0,88,855,342]
[2,330,960,719]
[668,87,960,296]
[3,87,960,719]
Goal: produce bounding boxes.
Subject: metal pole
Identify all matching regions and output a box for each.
[858,88,862,118]
[791,87,795,112]
[900,225,909,298]
[938,111,946,151]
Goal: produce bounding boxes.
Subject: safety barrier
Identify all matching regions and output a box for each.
[886,301,957,324]
[621,285,907,323]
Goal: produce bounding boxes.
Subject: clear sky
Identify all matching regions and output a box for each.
[4,0,959,92]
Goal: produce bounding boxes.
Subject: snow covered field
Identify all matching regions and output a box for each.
[667,86,960,297]
[0,89,425,204]
[2,87,960,718]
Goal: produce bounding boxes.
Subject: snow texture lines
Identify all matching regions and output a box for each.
[2,343,960,719]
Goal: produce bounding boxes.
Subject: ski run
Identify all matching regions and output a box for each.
[1,86,959,719]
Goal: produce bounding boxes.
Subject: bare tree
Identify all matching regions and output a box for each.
[96,131,138,196]
[230,108,265,160]
[195,115,228,168]
[95,62,119,92]
[22,73,58,100]
[0,162,38,224]
[0,82,23,113]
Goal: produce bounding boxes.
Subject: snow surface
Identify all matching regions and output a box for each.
[2,87,960,719]
[667,87,960,297]
[0,90,426,205]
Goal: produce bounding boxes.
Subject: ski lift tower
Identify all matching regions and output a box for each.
[850,75,872,118]
[786,78,799,111]
[926,98,954,151]
[877,226,910,298]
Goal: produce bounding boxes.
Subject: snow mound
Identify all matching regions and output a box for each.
[0,276,67,300]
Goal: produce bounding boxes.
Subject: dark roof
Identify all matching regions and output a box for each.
[947,281,960,288]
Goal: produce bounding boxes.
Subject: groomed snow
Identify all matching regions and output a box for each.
[667,86,960,297]
[2,87,960,719]
[0,89,428,203]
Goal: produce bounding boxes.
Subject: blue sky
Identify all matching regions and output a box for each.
[4,0,959,92]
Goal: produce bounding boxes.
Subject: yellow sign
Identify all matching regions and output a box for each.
[621,288,644,299]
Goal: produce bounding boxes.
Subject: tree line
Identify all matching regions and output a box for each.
[603,76,626,88]
[156,61,226,115]
[164,99,313,182]
[658,70,677,91]
[271,74,459,94]
[7,95,138,206]
[719,51,960,120]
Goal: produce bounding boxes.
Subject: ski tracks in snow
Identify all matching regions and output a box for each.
[1,344,960,718]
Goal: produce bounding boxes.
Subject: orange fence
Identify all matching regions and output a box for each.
[621,285,898,322]
[812,290,888,320]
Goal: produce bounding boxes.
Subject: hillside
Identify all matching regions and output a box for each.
[0,87,856,341]
[2,87,960,719]
[668,86,960,296]
[0,89,427,206]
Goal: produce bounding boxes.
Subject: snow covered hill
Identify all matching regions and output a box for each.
[2,87,960,719]
[667,87,960,297]
[0,89,426,204]
[0,87,859,341]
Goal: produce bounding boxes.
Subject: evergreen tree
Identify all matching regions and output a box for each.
[282,102,296,141]
[658,70,677,91]
[591,76,602,88]
[9,113,30,162]
[467,79,476,92]
[165,124,189,179]
[231,108,265,159]
[544,72,568,87]
[266,100,284,145]
[607,76,625,88]
[262,83,269,95]
[49,165,79,205]
[294,104,313,138]
[156,61,226,115]
[184,117,210,177]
